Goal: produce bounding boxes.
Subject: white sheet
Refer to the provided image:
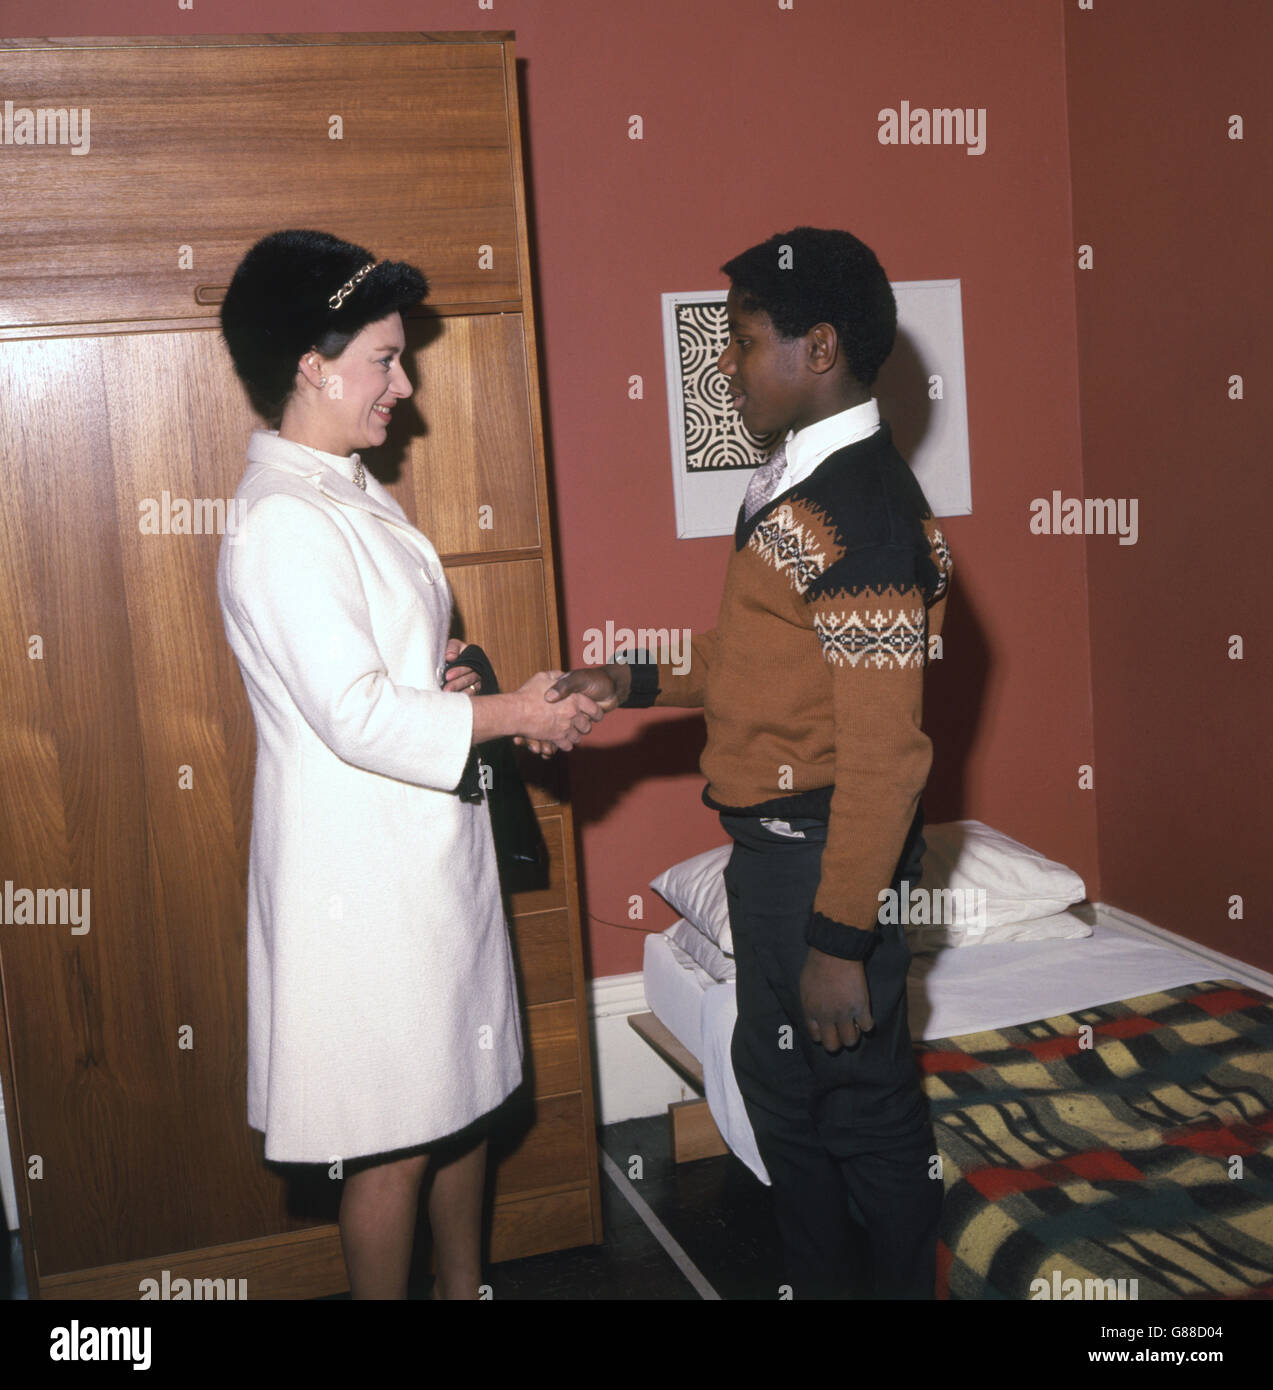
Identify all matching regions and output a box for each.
[644,910,1250,1186]
[642,922,705,1061]
[906,909,1226,1040]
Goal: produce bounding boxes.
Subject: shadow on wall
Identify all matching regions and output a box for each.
[878,326,989,826]
[874,327,935,464]
[923,579,989,824]
[564,714,710,827]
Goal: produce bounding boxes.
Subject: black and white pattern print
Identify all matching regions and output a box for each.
[814,607,928,669]
[674,300,781,471]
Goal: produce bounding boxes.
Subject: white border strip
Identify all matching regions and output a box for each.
[599,1149,720,1301]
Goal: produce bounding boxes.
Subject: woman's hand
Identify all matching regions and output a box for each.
[515,665,628,758]
[442,637,481,694]
[513,670,602,756]
[466,671,602,756]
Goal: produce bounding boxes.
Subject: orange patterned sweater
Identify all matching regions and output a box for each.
[623,421,952,960]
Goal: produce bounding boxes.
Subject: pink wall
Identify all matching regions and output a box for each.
[526,1,1099,975]
[1064,1,1272,972]
[8,2,1103,978]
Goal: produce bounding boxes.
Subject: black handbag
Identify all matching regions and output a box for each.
[444,643,550,894]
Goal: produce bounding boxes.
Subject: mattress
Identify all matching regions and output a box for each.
[642,910,1257,1185]
[642,921,707,1061]
[905,908,1231,1040]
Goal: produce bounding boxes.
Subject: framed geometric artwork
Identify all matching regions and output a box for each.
[661,280,972,538]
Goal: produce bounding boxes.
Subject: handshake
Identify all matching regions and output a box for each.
[510,664,634,758]
[453,649,634,758]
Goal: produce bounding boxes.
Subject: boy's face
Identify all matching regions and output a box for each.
[718,284,812,438]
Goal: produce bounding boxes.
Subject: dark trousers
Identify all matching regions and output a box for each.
[721,813,942,1299]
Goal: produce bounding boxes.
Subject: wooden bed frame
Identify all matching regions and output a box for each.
[628,1012,730,1163]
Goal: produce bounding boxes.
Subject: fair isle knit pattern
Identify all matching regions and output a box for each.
[930,528,952,599]
[747,503,828,592]
[629,420,952,961]
[813,606,928,669]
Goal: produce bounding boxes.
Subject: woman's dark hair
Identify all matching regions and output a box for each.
[721,226,896,387]
[220,229,428,423]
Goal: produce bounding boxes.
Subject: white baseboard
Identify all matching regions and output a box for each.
[587,971,701,1126]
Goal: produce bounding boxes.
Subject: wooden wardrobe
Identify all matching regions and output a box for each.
[0,31,601,1298]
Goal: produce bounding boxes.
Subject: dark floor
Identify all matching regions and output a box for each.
[465,1114,783,1301]
[2,1113,781,1301]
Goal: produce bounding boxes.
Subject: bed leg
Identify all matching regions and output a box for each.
[668,1098,729,1163]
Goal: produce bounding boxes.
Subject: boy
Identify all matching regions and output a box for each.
[547,227,951,1298]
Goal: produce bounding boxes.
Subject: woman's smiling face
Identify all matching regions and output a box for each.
[320,312,413,454]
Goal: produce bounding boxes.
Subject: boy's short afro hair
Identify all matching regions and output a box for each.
[220,229,428,423]
[721,227,896,387]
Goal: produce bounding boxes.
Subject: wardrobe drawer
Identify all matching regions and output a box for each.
[509,907,574,1006]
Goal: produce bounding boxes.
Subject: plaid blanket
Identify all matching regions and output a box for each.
[918,980,1273,1300]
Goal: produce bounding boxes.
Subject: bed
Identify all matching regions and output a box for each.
[633,821,1273,1299]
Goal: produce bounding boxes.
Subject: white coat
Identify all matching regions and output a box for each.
[216,428,523,1163]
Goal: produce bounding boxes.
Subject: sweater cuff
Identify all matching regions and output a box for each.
[806,910,878,962]
[616,649,659,708]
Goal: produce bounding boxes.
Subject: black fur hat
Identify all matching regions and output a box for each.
[220,229,428,423]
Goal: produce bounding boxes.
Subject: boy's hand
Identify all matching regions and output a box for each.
[514,663,633,757]
[513,670,602,752]
[544,663,629,711]
[799,948,874,1053]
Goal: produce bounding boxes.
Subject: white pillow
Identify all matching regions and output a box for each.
[650,844,734,954]
[665,918,736,983]
[912,820,1088,947]
[650,820,1089,955]
[905,905,1093,953]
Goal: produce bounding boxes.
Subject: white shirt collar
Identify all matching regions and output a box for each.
[780,398,881,491]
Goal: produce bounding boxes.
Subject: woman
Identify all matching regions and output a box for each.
[216,229,600,1299]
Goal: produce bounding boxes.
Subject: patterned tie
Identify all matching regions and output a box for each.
[743,438,789,521]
